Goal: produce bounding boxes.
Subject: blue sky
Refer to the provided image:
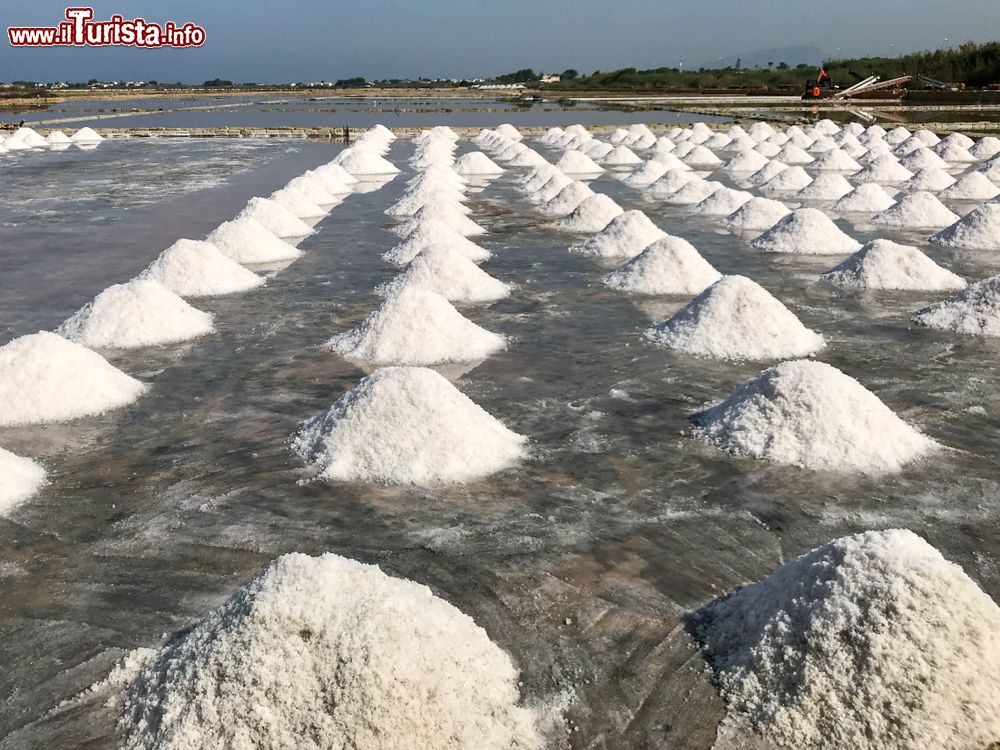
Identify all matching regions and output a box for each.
[2,0,999,82]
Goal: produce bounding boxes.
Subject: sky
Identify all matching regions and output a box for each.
[2,0,999,83]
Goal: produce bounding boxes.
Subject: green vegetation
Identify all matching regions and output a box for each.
[545,41,1000,92]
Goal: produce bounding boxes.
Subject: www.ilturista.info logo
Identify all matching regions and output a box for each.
[8,7,206,48]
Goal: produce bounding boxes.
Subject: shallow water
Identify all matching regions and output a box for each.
[1,136,1000,749]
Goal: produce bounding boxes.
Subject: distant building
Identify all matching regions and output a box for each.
[540,74,561,83]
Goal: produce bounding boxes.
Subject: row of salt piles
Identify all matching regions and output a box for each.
[0,125,104,153]
[0,125,401,513]
[294,125,527,487]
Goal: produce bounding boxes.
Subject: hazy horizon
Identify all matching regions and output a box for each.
[2,0,999,83]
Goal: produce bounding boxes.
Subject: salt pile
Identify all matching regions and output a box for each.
[315,163,359,186]
[885,126,913,144]
[794,174,853,201]
[0,448,46,514]
[753,141,781,158]
[538,180,594,217]
[933,139,977,163]
[208,217,303,265]
[555,150,604,174]
[604,236,721,295]
[900,167,956,193]
[138,239,264,297]
[378,244,510,303]
[832,183,897,213]
[692,360,934,472]
[811,149,862,172]
[552,194,624,233]
[969,136,1000,160]
[46,130,72,145]
[622,160,668,188]
[0,331,146,425]
[821,239,966,290]
[871,191,959,228]
[531,172,574,203]
[292,368,526,485]
[13,127,49,148]
[761,166,813,193]
[600,145,642,166]
[899,147,948,172]
[751,209,861,255]
[722,150,770,174]
[571,210,667,258]
[664,179,723,205]
[327,285,505,365]
[747,122,776,142]
[581,141,613,160]
[692,529,1000,750]
[646,169,698,199]
[975,154,1000,180]
[939,171,1000,201]
[332,147,400,175]
[747,160,788,187]
[646,275,825,360]
[893,135,926,156]
[71,127,104,143]
[693,188,754,216]
[914,275,1000,336]
[269,187,327,219]
[682,146,723,168]
[454,152,504,176]
[386,187,468,219]
[496,122,523,141]
[853,155,914,184]
[508,148,547,167]
[115,552,541,749]
[703,133,732,150]
[239,197,315,239]
[775,144,814,164]
[383,219,491,266]
[931,204,1000,250]
[58,280,214,349]
[394,204,485,238]
[722,197,791,232]
[648,150,690,172]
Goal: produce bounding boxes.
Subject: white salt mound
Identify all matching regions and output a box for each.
[751,209,861,255]
[0,447,46,515]
[383,220,491,266]
[115,552,541,750]
[0,331,145,426]
[539,181,594,218]
[552,194,623,233]
[693,528,1000,749]
[208,217,303,265]
[722,150,770,174]
[761,166,813,193]
[378,244,509,303]
[58,280,214,349]
[722,197,791,232]
[600,145,642,166]
[646,170,697,199]
[969,136,1000,160]
[572,210,666,258]
[622,160,668,188]
[914,275,1000,336]
[333,148,400,175]
[810,149,861,172]
[555,150,604,174]
[938,171,1000,201]
[794,174,853,201]
[293,368,527,485]
[930,203,1000,250]
[327,285,505,365]
[682,145,723,168]
[854,155,914,184]
[71,127,104,143]
[269,187,327,219]
[900,167,956,193]
[693,188,753,216]
[453,152,504,176]
[646,275,825,361]
[138,239,264,297]
[821,239,966,291]
[832,183,896,213]
[46,130,72,145]
[747,160,788,187]
[693,360,935,473]
[664,179,724,205]
[604,236,721,295]
[871,191,959,228]
[394,205,485,238]
[240,197,315,238]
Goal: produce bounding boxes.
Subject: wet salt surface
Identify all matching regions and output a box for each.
[2,139,1000,749]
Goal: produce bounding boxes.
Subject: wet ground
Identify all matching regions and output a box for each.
[1,135,1000,749]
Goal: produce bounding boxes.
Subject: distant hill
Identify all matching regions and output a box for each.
[705,46,828,70]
